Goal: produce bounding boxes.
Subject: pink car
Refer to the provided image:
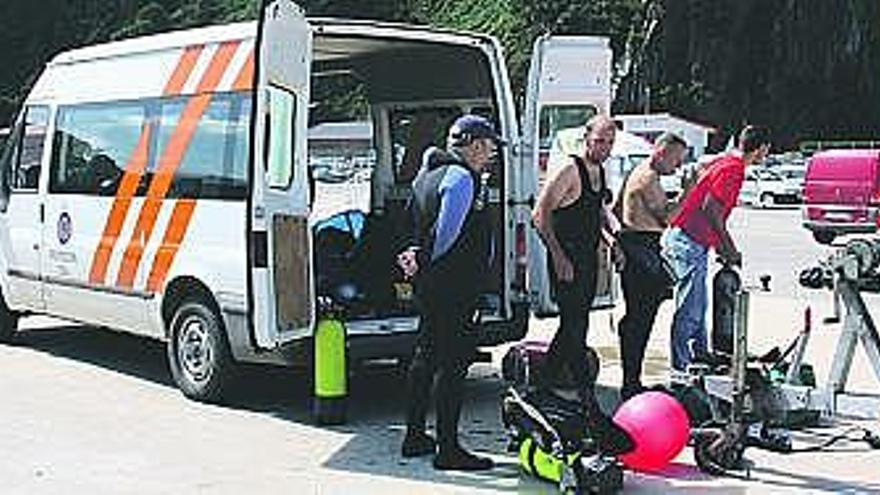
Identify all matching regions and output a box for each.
[803,149,880,244]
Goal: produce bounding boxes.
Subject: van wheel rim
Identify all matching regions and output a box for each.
[178,316,213,384]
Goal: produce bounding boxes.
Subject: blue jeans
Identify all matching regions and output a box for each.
[663,228,709,371]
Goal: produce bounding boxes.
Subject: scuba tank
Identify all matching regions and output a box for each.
[712,263,741,356]
[313,297,348,425]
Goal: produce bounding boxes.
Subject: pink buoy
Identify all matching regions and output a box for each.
[612,391,690,471]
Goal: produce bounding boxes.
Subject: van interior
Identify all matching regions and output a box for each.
[305,29,506,324]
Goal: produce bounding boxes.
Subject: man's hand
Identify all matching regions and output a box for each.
[552,250,575,282]
[719,246,742,267]
[611,242,626,272]
[397,247,421,280]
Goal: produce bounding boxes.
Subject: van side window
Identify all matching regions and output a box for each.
[51,101,147,196]
[155,91,251,200]
[9,106,50,192]
[266,85,296,190]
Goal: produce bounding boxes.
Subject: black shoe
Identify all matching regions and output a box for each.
[620,383,645,402]
[401,431,437,458]
[587,411,635,456]
[433,447,494,471]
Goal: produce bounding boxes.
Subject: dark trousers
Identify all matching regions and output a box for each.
[618,231,666,393]
[544,260,600,406]
[404,297,474,451]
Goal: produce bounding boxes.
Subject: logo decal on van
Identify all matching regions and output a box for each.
[58,212,73,245]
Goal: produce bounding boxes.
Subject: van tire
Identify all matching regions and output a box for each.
[0,290,19,343]
[759,193,775,209]
[813,230,836,245]
[167,298,236,403]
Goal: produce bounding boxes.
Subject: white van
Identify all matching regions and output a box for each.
[0,0,610,401]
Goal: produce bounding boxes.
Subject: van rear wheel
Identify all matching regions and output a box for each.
[167,298,236,403]
[813,230,836,245]
[0,290,19,343]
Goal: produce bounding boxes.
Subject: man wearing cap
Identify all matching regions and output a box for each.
[397,114,501,471]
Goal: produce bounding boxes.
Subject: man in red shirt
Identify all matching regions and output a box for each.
[664,125,771,370]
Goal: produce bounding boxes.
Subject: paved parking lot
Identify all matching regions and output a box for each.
[2,207,879,494]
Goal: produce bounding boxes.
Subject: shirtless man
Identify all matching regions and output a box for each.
[615,132,688,400]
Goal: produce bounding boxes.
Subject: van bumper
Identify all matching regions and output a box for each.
[255,301,530,368]
[474,300,530,346]
[802,220,877,235]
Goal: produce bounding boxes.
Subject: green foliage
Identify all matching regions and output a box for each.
[2,0,880,149]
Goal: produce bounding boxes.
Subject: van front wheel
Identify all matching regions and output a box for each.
[0,290,19,343]
[167,299,236,403]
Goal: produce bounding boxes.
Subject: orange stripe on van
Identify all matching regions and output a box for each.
[116,40,241,289]
[231,49,255,91]
[87,45,204,285]
[163,45,205,95]
[87,125,153,284]
[145,198,196,293]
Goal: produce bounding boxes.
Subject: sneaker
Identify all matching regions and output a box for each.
[401,431,437,458]
[433,447,494,471]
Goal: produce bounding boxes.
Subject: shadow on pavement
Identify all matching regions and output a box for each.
[12,324,173,386]
[8,323,878,493]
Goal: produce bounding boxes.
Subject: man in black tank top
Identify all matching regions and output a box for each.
[532,115,633,455]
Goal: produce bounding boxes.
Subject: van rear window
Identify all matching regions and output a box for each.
[808,156,877,182]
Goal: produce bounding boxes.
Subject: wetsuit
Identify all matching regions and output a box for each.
[404,148,492,457]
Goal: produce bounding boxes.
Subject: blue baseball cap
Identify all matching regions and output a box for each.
[449,114,506,146]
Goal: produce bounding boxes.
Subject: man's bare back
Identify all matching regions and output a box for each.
[620,160,670,233]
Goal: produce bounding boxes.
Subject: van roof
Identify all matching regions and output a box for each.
[49,18,494,67]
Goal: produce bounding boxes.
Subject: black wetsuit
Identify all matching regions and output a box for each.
[404,149,491,454]
[544,155,609,404]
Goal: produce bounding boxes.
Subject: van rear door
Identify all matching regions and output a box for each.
[249,0,313,348]
[522,35,616,316]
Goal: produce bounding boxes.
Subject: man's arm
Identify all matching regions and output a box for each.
[700,193,739,263]
[532,164,575,280]
[431,166,474,261]
[639,178,674,226]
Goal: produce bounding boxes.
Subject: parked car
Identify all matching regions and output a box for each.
[802,149,880,244]
[739,167,802,208]
[776,164,806,190]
